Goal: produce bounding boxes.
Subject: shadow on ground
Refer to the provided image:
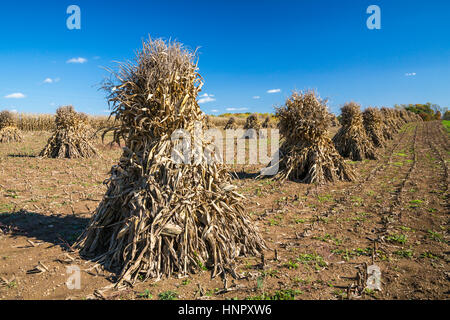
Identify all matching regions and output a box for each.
[7,154,37,158]
[230,170,260,180]
[0,210,89,250]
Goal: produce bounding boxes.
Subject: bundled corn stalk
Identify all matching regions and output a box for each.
[243,113,261,138]
[75,37,265,286]
[244,113,260,130]
[380,107,398,138]
[262,116,272,128]
[0,111,23,143]
[204,114,215,129]
[329,113,339,127]
[333,102,377,161]
[272,91,355,184]
[224,117,238,130]
[39,106,97,158]
[363,107,385,148]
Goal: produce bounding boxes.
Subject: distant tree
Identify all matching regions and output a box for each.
[435,110,442,120]
[443,110,450,121]
[399,103,437,121]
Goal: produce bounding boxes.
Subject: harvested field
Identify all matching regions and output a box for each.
[0,120,448,300]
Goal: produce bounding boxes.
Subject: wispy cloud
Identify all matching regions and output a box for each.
[4,93,25,99]
[43,77,60,84]
[67,57,88,64]
[226,107,248,111]
[405,72,416,77]
[252,96,261,99]
[198,93,216,104]
[211,109,219,113]
[267,89,281,94]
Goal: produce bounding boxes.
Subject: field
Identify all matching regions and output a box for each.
[0,120,448,300]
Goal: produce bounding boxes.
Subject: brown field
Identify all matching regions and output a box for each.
[0,121,448,300]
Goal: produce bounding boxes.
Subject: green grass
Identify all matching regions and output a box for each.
[296,253,327,269]
[427,230,444,242]
[158,290,178,300]
[317,194,333,202]
[386,234,407,244]
[394,249,413,258]
[442,120,450,134]
[246,289,302,300]
[137,289,153,299]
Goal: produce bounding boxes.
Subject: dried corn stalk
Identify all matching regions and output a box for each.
[271,91,355,184]
[39,106,97,158]
[262,116,272,128]
[75,37,265,286]
[333,102,377,161]
[363,107,385,148]
[224,117,237,130]
[0,111,23,143]
[204,114,215,129]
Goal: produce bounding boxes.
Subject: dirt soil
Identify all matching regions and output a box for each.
[0,121,448,300]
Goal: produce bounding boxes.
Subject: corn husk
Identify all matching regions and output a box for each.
[333,102,377,161]
[39,106,97,158]
[271,91,355,184]
[0,111,23,143]
[75,37,265,286]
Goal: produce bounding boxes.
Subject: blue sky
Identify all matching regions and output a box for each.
[0,0,449,116]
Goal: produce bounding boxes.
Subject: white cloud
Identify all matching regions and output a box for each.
[43,77,60,84]
[4,93,25,99]
[226,107,248,111]
[67,57,88,64]
[405,72,416,77]
[211,109,219,113]
[253,96,261,99]
[198,96,216,104]
[267,89,281,94]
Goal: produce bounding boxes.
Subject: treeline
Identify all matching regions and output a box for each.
[394,103,448,121]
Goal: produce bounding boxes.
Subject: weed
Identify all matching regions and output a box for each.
[137,289,153,299]
[427,230,444,242]
[394,249,413,258]
[158,290,178,300]
[386,234,407,244]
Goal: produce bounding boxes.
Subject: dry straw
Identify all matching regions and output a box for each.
[271,91,355,184]
[75,37,265,286]
[243,113,261,139]
[224,116,238,130]
[204,114,215,129]
[244,113,261,131]
[333,102,377,161]
[363,107,385,148]
[39,106,97,158]
[329,113,339,127]
[0,111,23,143]
[262,116,272,128]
